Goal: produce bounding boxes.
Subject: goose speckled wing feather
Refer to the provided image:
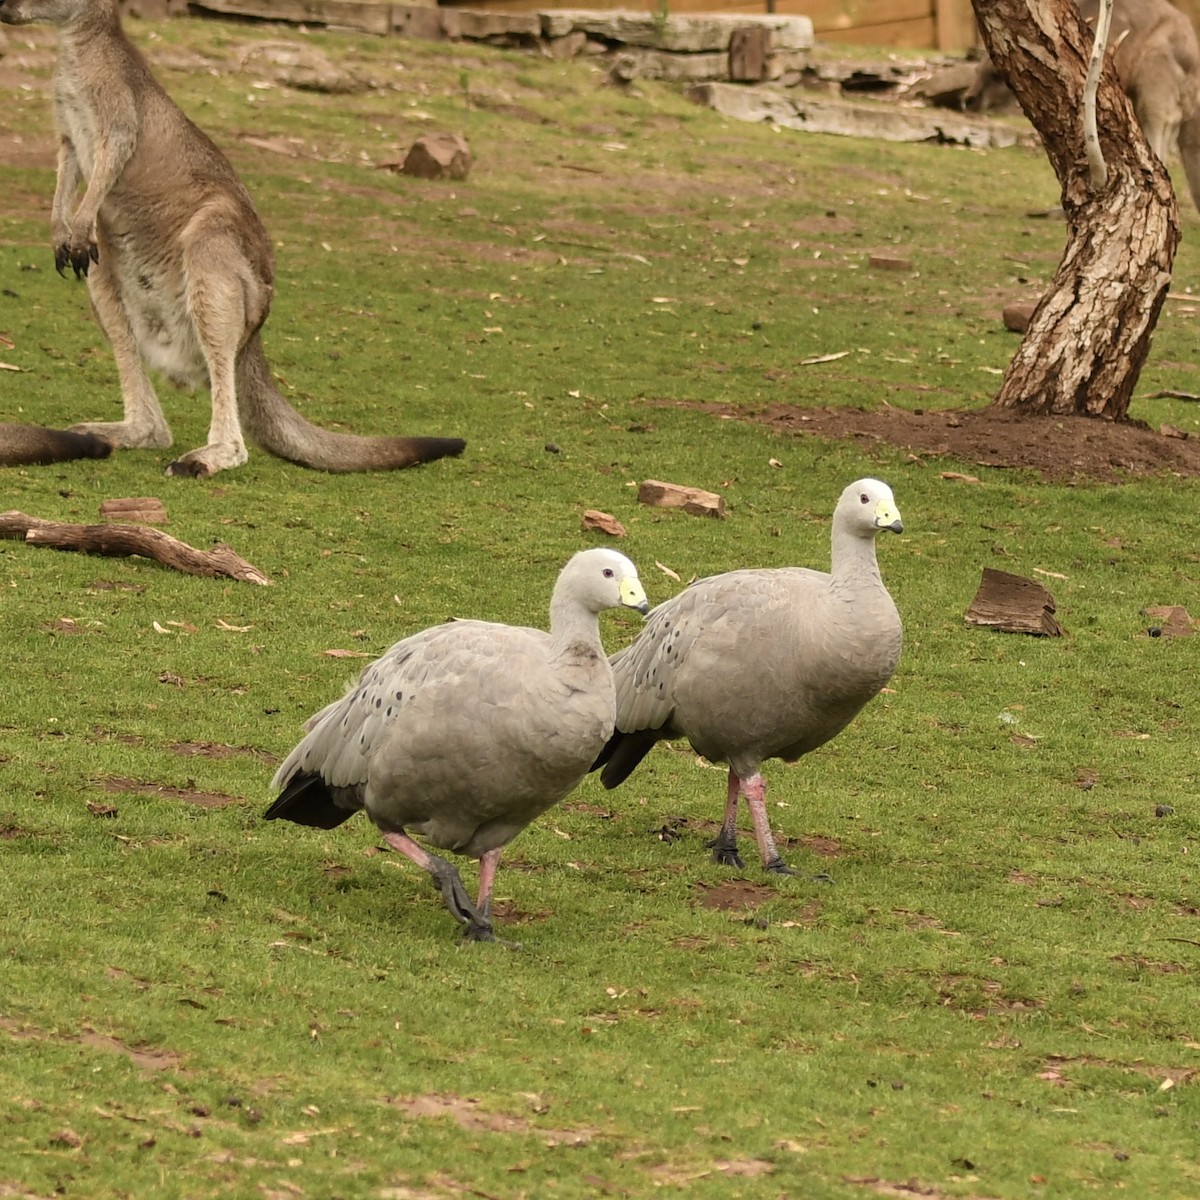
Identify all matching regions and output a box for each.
[594,478,903,876]
[267,548,648,943]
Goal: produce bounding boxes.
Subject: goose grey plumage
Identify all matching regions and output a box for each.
[593,478,902,875]
[266,548,649,942]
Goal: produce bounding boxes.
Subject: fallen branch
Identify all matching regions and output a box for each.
[0,510,270,585]
[1147,389,1200,402]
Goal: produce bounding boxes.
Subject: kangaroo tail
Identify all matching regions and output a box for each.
[1178,107,1200,214]
[0,423,114,467]
[237,335,465,472]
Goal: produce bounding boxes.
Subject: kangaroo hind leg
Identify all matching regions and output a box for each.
[72,247,174,451]
[165,226,262,479]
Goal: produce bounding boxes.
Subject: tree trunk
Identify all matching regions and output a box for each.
[972,0,1179,420]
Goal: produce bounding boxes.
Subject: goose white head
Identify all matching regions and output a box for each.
[559,548,649,615]
[838,478,903,536]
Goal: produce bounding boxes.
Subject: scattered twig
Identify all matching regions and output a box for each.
[0,510,270,585]
[1163,937,1200,948]
[1147,389,1200,402]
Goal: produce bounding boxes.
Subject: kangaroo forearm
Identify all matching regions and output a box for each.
[50,138,81,236]
[71,137,133,232]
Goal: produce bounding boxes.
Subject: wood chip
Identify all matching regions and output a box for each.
[581,509,626,537]
[964,568,1064,636]
[637,479,725,519]
[868,254,913,272]
[100,497,168,526]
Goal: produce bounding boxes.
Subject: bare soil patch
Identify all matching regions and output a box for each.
[688,401,1200,484]
[98,776,242,808]
[694,879,775,910]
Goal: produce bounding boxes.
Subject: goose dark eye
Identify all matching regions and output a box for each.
[602,568,614,578]
[860,493,870,504]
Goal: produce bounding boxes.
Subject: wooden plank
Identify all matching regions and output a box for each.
[819,15,936,47]
[765,0,931,28]
[934,0,978,50]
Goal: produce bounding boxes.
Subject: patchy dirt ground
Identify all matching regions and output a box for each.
[682,400,1200,484]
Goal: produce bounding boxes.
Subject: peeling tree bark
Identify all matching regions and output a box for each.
[972,0,1179,420]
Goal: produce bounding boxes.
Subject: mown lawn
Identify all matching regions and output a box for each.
[1,14,1198,1199]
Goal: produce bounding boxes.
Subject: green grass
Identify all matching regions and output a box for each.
[1,16,1200,1200]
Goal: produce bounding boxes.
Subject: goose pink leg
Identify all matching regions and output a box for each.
[382,831,496,941]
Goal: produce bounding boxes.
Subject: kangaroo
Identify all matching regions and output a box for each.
[965,0,1200,213]
[0,0,465,478]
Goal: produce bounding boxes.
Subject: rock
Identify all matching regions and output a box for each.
[391,5,445,41]
[547,30,589,60]
[539,11,812,53]
[402,133,471,181]
[687,82,1026,148]
[607,53,640,85]
[237,41,367,94]
[442,9,540,41]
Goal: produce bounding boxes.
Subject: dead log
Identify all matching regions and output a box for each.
[637,480,725,518]
[964,567,1063,635]
[0,511,270,585]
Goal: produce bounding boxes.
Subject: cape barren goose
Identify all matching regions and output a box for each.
[267,548,649,942]
[593,478,902,876]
